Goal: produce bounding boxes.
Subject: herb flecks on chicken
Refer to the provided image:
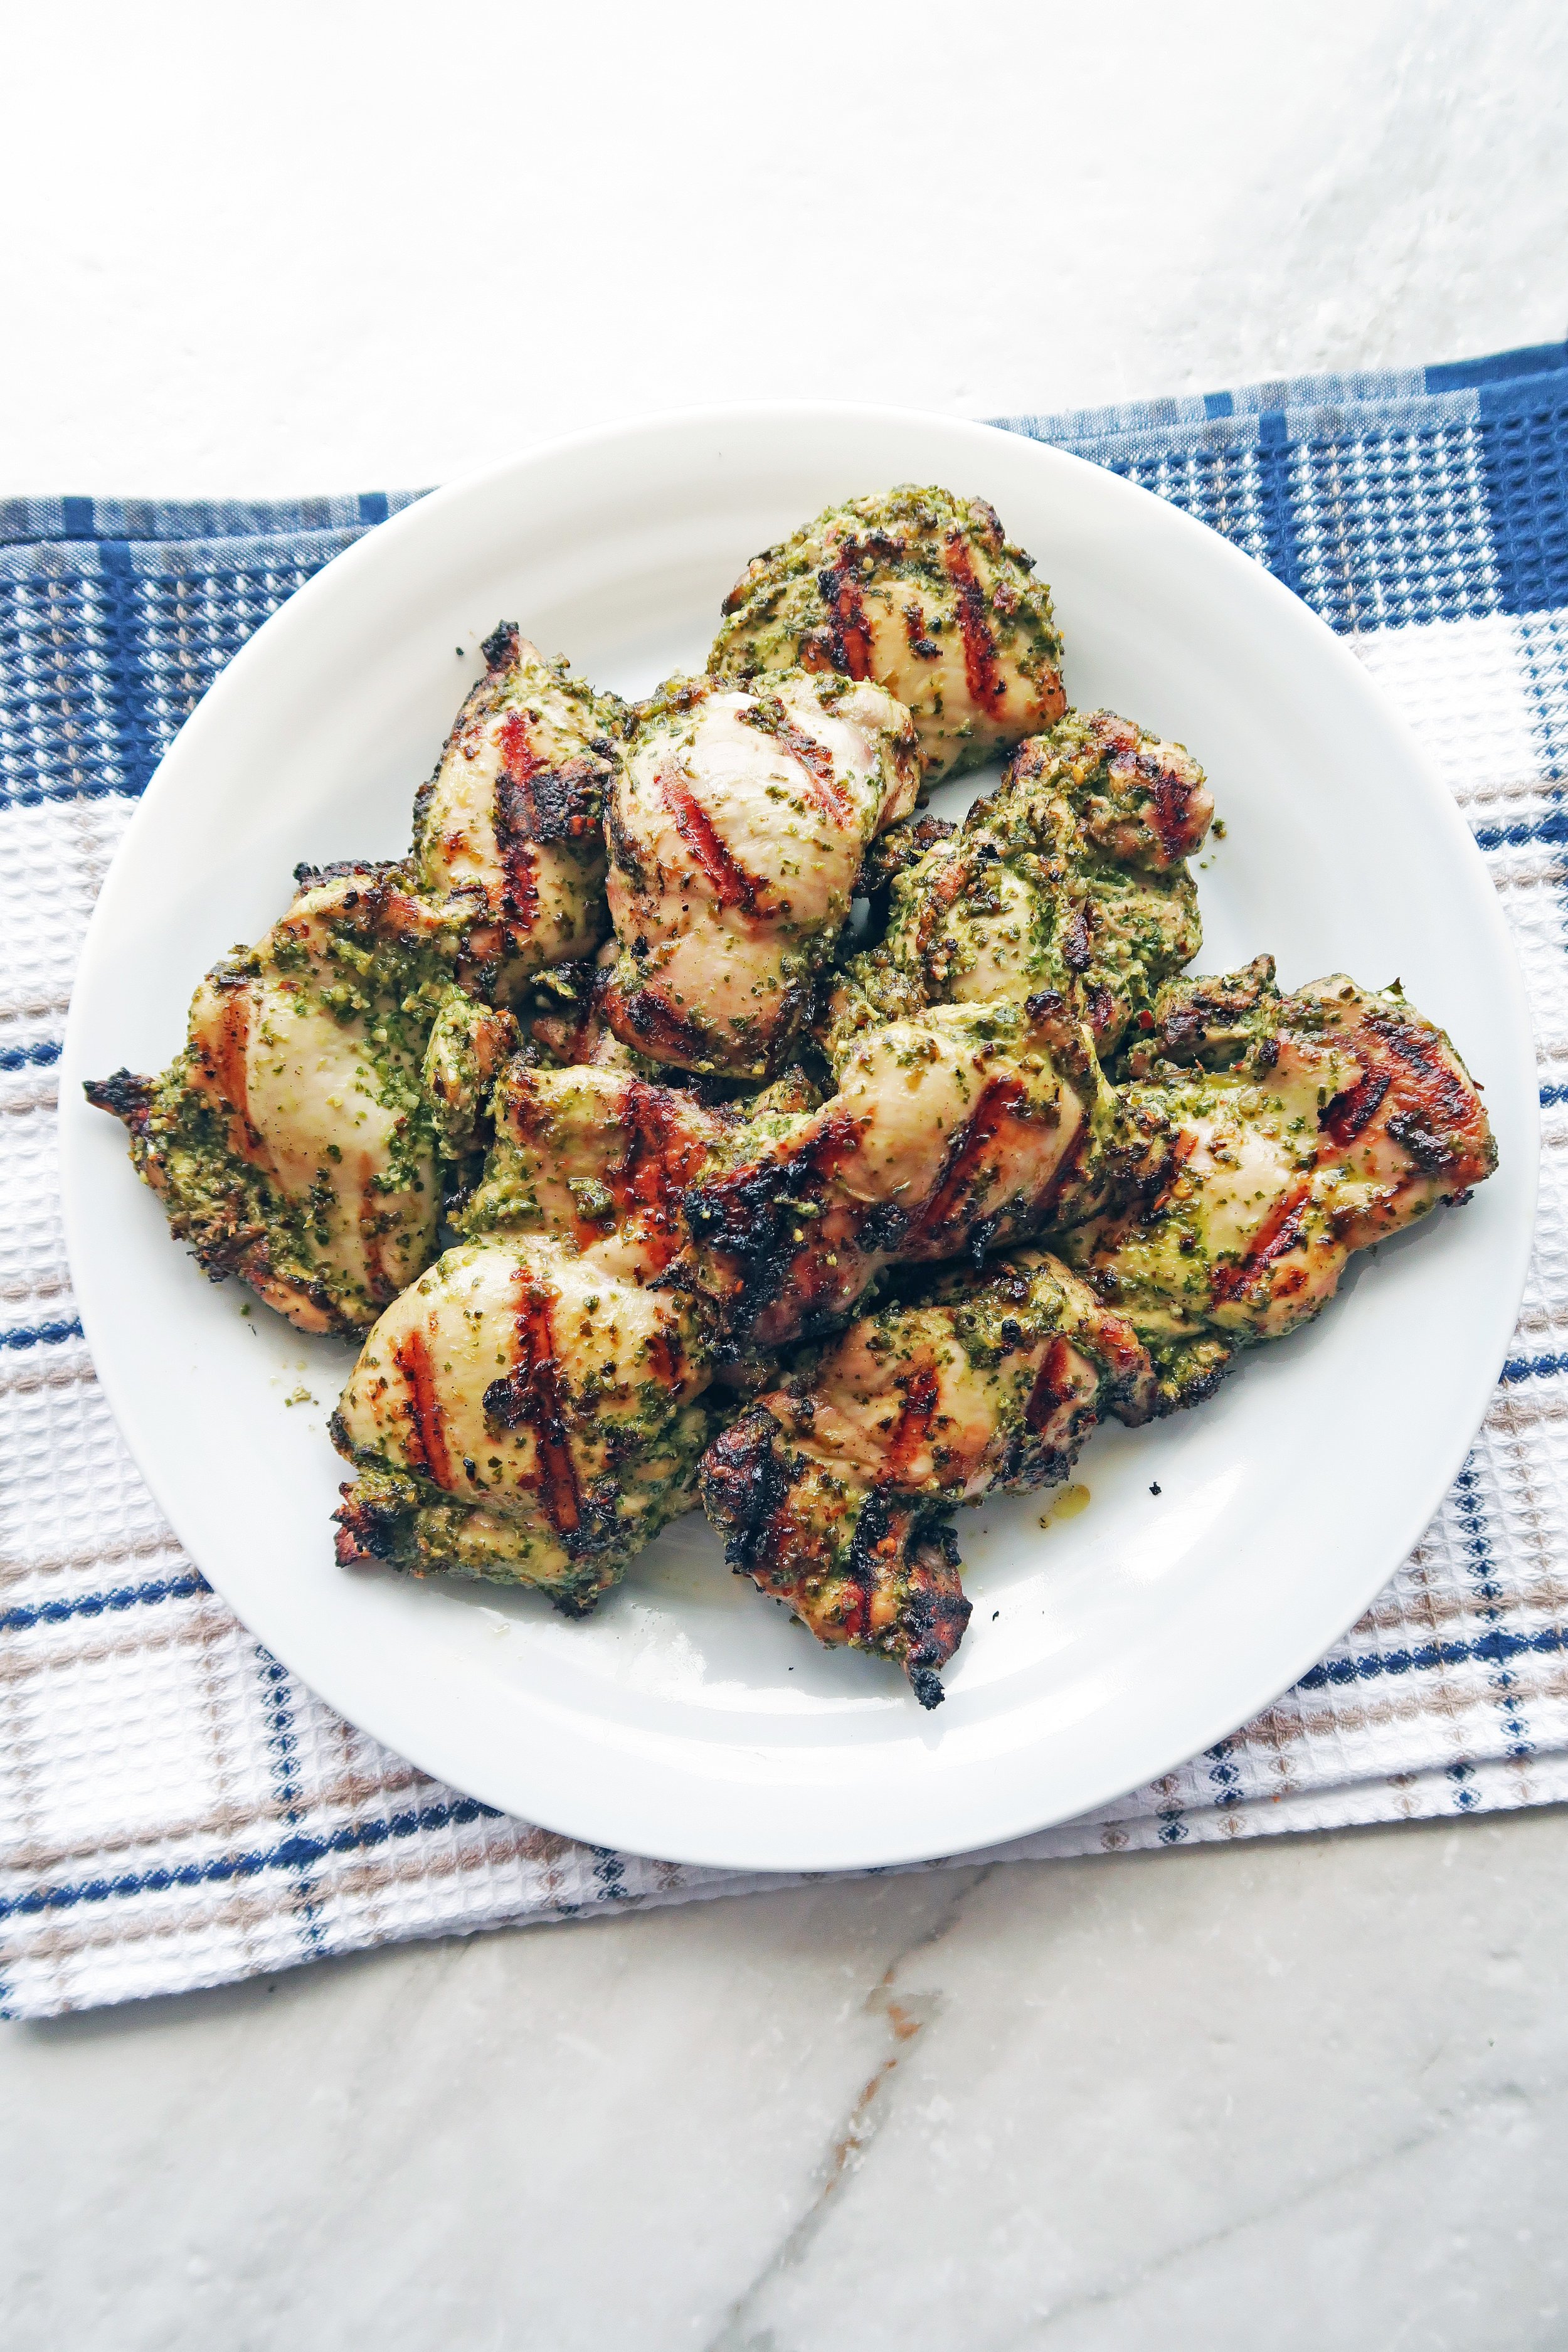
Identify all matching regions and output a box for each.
[601,670,918,1079]
[331,1233,714,1610]
[89,626,618,1333]
[701,1251,1154,1705]
[1061,958,1499,1407]
[685,992,1168,1352]
[331,1056,739,1608]
[420,990,522,1163]
[459,1058,736,1276]
[412,624,622,1002]
[86,867,469,1338]
[825,710,1212,1069]
[710,486,1065,783]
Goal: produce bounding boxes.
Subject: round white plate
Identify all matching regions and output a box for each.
[60,405,1537,1872]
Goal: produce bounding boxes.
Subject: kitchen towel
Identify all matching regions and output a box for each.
[3,340,1565,2017]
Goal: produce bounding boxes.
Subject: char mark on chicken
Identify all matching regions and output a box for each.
[412,625,623,1002]
[709,486,1066,783]
[458,1057,738,1278]
[699,1250,1154,1703]
[600,669,918,1080]
[1062,959,1498,1406]
[684,992,1168,1352]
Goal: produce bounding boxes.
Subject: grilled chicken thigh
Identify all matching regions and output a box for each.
[701,1251,1155,1703]
[90,625,618,1332]
[413,623,622,1000]
[460,1057,735,1278]
[710,487,1066,782]
[87,866,466,1337]
[331,1230,714,1610]
[601,670,918,1078]
[825,711,1212,1069]
[1063,958,1498,1405]
[685,993,1167,1351]
[331,1050,745,1607]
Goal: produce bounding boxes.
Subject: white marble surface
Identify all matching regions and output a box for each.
[4,4,1568,2343]
[8,1819,1568,2348]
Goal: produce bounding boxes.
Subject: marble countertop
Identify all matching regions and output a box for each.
[9,1816,1568,2348]
[4,3,1567,2343]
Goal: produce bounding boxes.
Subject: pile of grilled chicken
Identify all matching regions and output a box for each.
[89,484,1498,1707]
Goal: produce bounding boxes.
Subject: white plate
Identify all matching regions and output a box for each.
[59,405,1538,1872]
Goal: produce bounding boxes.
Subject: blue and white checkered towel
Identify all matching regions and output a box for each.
[4,344,1565,2016]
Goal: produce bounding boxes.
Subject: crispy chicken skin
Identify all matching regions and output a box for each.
[709,486,1066,782]
[1063,958,1498,1406]
[601,670,918,1078]
[86,867,468,1337]
[825,711,1212,1069]
[685,993,1168,1351]
[331,1232,714,1610]
[412,624,622,1002]
[700,1251,1154,1704]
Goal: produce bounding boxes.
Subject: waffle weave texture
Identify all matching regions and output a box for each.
[3,346,1566,2016]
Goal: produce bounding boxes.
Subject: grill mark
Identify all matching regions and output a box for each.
[393,1327,455,1489]
[212,985,253,1130]
[1088,1305,1153,1394]
[357,1153,395,1301]
[941,536,1007,716]
[632,1084,714,1196]
[736,697,852,823]
[881,1362,940,1483]
[483,1282,582,1537]
[492,714,543,934]
[682,1110,871,1332]
[604,978,714,1070]
[1083,983,1117,1044]
[911,1076,1027,1242]
[1143,1125,1199,1219]
[496,712,605,847]
[1143,759,1202,861]
[804,1109,871,1185]
[902,599,941,660]
[496,831,541,935]
[607,1084,714,1264]
[659,766,762,911]
[605,783,650,898]
[1322,1064,1391,1147]
[808,559,874,680]
[484,622,521,674]
[1318,1011,1491,1189]
[1365,1014,1476,1139]
[1210,1182,1312,1303]
[1024,1335,1078,1433]
[844,1486,902,1614]
[496,709,542,800]
[1058,901,1093,973]
[911,841,980,963]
